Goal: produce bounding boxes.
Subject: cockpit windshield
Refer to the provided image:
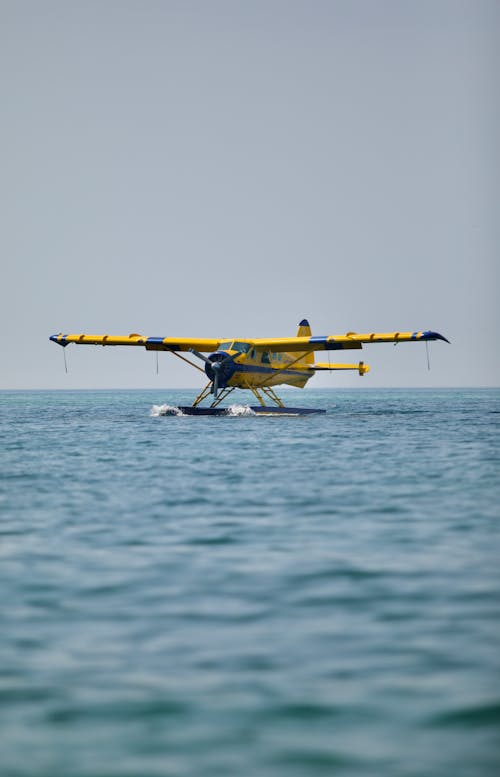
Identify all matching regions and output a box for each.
[232,341,251,354]
[218,341,251,354]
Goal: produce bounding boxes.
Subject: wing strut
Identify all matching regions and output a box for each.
[170,350,206,374]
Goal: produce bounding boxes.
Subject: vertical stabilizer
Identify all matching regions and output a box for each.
[296,319,314,365]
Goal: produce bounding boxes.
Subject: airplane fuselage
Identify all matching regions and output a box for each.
[207,340,311,391]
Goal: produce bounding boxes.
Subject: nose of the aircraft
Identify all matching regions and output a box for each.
[203,352,236,386]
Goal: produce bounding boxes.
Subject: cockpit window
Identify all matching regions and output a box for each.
[261,351,271,364]
[219,341,232,351]
[232,341,251,354]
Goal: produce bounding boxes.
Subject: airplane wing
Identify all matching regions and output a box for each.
[251,330,449,352]
[50,329,449,353]
[49,333,222,352]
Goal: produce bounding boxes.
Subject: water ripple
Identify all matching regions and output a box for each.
[0,388,499,777]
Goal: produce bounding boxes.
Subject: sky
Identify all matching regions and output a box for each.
[1,0,498,390]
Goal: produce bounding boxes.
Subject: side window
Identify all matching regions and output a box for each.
[261,351,270,364]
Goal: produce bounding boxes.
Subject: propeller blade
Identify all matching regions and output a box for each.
[189,348,211,364]
[212,369,219,397]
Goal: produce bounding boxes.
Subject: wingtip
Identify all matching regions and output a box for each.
[424,330,450,344]
[50,333,67,346]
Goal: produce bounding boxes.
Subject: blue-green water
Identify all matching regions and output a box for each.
[1,388,499,776]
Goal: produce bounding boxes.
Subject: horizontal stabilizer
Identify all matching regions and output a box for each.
[312,362,370,375]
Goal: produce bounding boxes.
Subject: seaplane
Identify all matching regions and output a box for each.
[50,320,449,415]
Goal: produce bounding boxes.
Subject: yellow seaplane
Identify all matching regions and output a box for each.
[50,320,449,415]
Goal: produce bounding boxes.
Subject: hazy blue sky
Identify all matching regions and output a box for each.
[1,1,498,389]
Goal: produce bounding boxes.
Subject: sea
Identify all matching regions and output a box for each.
[1,388,499,777]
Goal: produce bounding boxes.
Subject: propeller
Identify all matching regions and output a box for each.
[189,349,236,397]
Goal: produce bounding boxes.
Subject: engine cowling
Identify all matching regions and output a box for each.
[204,352,236,388]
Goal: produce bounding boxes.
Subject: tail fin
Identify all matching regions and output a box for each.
[296,318,311,338]
[296,318,314,365]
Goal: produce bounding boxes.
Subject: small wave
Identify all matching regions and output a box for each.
[225,404,257,417]
[150,404,185,417]
[431,701,500,728]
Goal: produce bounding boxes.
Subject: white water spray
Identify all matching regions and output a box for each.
[150,404,185,417]
[225,404,257,416]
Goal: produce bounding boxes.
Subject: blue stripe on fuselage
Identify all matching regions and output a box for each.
[234,363,308,378]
